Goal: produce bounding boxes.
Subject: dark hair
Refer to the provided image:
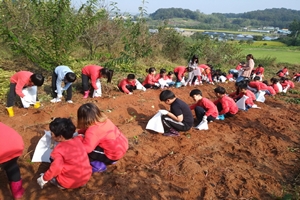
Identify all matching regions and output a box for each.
[159,90,175,101]
[270,77,278,84]
[127,74,135,80]
[240,61,245,65]
[214,86,226,95]
[238,83,248,90]
[49,118,76,139]
[280,77,287,82]
[77,103,107,129]
[262,80,268,85]
[65,72,76,82]
[253,76,261,81]
[247,54,254,60]
[146,67,156,74]
[189,89,202,97]
[191,55,199,64]
[100,68,114,83]
[30,74,44,86]
[167,71,174,76]
[258,64,263,67]
[160,68,167,74]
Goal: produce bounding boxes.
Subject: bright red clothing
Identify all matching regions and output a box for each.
[253,67,264,76]
[0,123,24,164]
[281,80,294,89]
[226,74,233,80]
[43,137,92,189]
[236,65,242,70]
[82,65,103,90]
[238,90,256,106]
[278,72,284,77]
[174,66,187,81]
[282,68,288,74]
[190,97,218,118]
[10,71,34,98]
[267,86,276,95]
[249,81,268,91]
[142,74,158,85]
[79,119,128,161]
[118,78,136,94]
[214,96,238,115]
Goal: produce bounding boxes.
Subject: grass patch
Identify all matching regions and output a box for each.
[241,48,300,64]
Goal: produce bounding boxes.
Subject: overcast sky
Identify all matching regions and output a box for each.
[73,0,300,14]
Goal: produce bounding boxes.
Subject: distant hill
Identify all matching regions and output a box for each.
[149,8,300,29]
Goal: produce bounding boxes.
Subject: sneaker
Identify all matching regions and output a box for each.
[67,100,73,103]
[50,98,61,103]
[163,128,180,137]
[163,132,180,137]
[90,161,107,173]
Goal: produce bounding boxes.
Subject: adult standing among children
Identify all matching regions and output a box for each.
[50,65,77,103]
[81,65,113,98]
[237,54,255,82]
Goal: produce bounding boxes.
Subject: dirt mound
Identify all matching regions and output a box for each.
[0,82,300,200]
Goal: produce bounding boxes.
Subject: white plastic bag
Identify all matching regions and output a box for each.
[136,79,146,91]
[255,91,266,103]
[146,112,164,133]
[21,86,37,108]
[194,120,208,130]
[236,95,249,110]
[92,79,102,97]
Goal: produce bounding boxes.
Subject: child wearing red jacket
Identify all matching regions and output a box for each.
[189,89,218,126]
[248,76,271,95]
[77,103,128,172]
[237,84,256,109]
[6,71,44,117]
[173,66,193,83]
[0,123,25,199]
[118,74,138,94]
[37,118,92,189]
[142,67,159,89]
[293,72,300,82]
[213,86,238,118]
[81,65,113,98]
[252,64,264,80]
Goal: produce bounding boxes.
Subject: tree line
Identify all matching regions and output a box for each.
[149,8,300,29]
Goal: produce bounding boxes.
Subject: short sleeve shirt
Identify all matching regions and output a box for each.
[170,98,194,128]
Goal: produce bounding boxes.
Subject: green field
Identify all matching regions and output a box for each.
[241,48,300,64]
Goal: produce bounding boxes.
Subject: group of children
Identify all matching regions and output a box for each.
[1,103,128,198]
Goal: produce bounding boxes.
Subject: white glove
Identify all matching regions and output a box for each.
[159,110,168,115]
[128,92,133,95]
[202,115,207,121]
[37,173,48,189]
[154,83,160,87]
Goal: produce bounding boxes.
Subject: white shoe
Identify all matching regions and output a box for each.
[67,100,73,104]
[50,98,61,103]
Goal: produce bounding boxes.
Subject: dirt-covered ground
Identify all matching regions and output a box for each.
[0,81,300,200]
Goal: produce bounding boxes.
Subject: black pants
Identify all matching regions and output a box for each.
[88,146,117,165]
[174,72,181,82]
[161,115,191,132]
[51,71,72,100]
[144,84,159,89]
[0,157,21,182]
[6,83,38,107]
[81,73,90,92]
[119,85,136,93]
[194,106,216,122]
[216,103,234,118]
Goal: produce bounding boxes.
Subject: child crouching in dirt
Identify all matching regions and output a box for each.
[6,71,44,117]
[159,90,194,136]
[0,122,25,199]
[213,86,238,119]
[118,74,146,94]
[37,118,92,189]
[77,103,128,173]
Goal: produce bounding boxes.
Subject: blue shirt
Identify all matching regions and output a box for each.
[55,65,73,96]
